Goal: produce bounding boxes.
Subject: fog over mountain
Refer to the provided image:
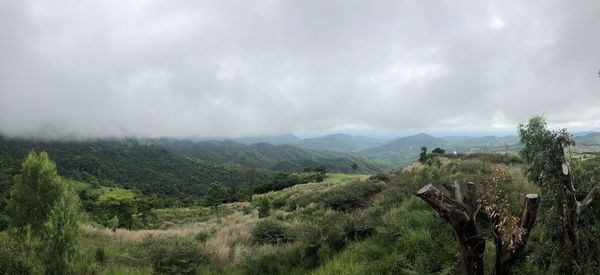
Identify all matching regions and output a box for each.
[1,1,599,139]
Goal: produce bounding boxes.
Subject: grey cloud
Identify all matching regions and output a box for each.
[1,0,599,138]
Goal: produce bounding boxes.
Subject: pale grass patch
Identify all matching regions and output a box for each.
[205,212,258,265]
[81,202,255,246]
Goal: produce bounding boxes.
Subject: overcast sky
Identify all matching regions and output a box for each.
[1,0,599,139]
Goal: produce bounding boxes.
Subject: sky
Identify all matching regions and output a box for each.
[1,0,599,139]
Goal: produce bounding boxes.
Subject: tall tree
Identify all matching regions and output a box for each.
[351,161,358,173]
[40,189,80,275]
[244,161,259,198]
[205,182,227,219]
[518,115,600,266]
[7,151,65,238]
[419,146,428,163]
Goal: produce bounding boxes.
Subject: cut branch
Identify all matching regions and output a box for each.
[577,187,600,215]
[494,193,539,275]
[417,184,484,275]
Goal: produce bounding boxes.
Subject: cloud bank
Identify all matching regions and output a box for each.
[1,0,599,138]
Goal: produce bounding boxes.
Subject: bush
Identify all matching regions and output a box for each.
[369,173,390,182]
[323,181,384,212]
[141,236,209,275]
[258,198,271,218]
[195,231,210,243]
[252,219,292,245]
[95,247,106,263]
[0,236,32,275]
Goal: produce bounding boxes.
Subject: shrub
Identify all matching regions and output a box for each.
[195,231,210,243]
[95,247,106,263]
[252,219,292,245]
[242,205,253,215]
[369,173,390,182]
[258,198,271,218]
[323,181,384,211]
[141,236,209,275]
[0,236,32,275]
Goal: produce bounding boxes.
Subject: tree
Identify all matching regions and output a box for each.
[419,146,428,163]
[432,147,445,154]
[40,189,80,275]
[7,151,65,238]
[243,161,259,199]
[97,188,137,229]
[518,115,600,266]
[351,162,358,173]
[314,165,328,182]
[205,182,227,219]
[258,198,271,218]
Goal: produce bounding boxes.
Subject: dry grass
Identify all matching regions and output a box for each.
[82,201,262,266]
[205,213,257,265]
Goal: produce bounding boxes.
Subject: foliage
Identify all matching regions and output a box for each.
[258,198,271,218]
[195,231,210,243]
[0,137,249,200]
[40,189,80,275]
[141,236,209,275]
[369,172,390,182]
[432,147,446,154]
[7,151,66,237]
[478,167,526,251]
[156,138,385,173]
[252,219,292,245]
[0,235,33,275]
[418,146,428,163]
[204,182,228,219]
[289,180,384,211]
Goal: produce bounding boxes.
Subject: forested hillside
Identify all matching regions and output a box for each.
[0,137,251,199]
[0,136,388,202]
[290,133,384,152]
[152,138,386,173]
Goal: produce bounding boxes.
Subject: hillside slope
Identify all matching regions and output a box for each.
[154,138,387,173]
[291,133,383,152]
[0,137,251,198]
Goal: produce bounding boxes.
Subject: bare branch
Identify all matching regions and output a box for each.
[577,187,600,215]
[452,181,464,204]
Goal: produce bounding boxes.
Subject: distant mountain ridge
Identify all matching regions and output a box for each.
[153,138,386,173]
[233,134,300,145]
[290,133,384,152]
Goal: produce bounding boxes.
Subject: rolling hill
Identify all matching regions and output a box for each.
[153,138,388,173]
[0,137,254,199]
[290,133,384,152]
[359,133,449,165]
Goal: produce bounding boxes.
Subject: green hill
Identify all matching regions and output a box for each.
[360,133,449,166]
[291,133,383,152]
[153,138,387,173]
[0,137,252,199]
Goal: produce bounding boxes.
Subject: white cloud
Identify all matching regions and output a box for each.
[0,0,599,138]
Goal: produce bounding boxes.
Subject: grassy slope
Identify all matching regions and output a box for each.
[8,153,569,274]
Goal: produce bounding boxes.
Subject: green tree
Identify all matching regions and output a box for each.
[519,115,600,270]
[431,147,445,154]
[258,198,271,218]
[244,161,259,198]
[314,165,328,182]
[40,190,80,275]
[351,162,358,173]
[98,188,137,229]
[205,182,227,219]
[419,146,428,163]
[7,151,65,238]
